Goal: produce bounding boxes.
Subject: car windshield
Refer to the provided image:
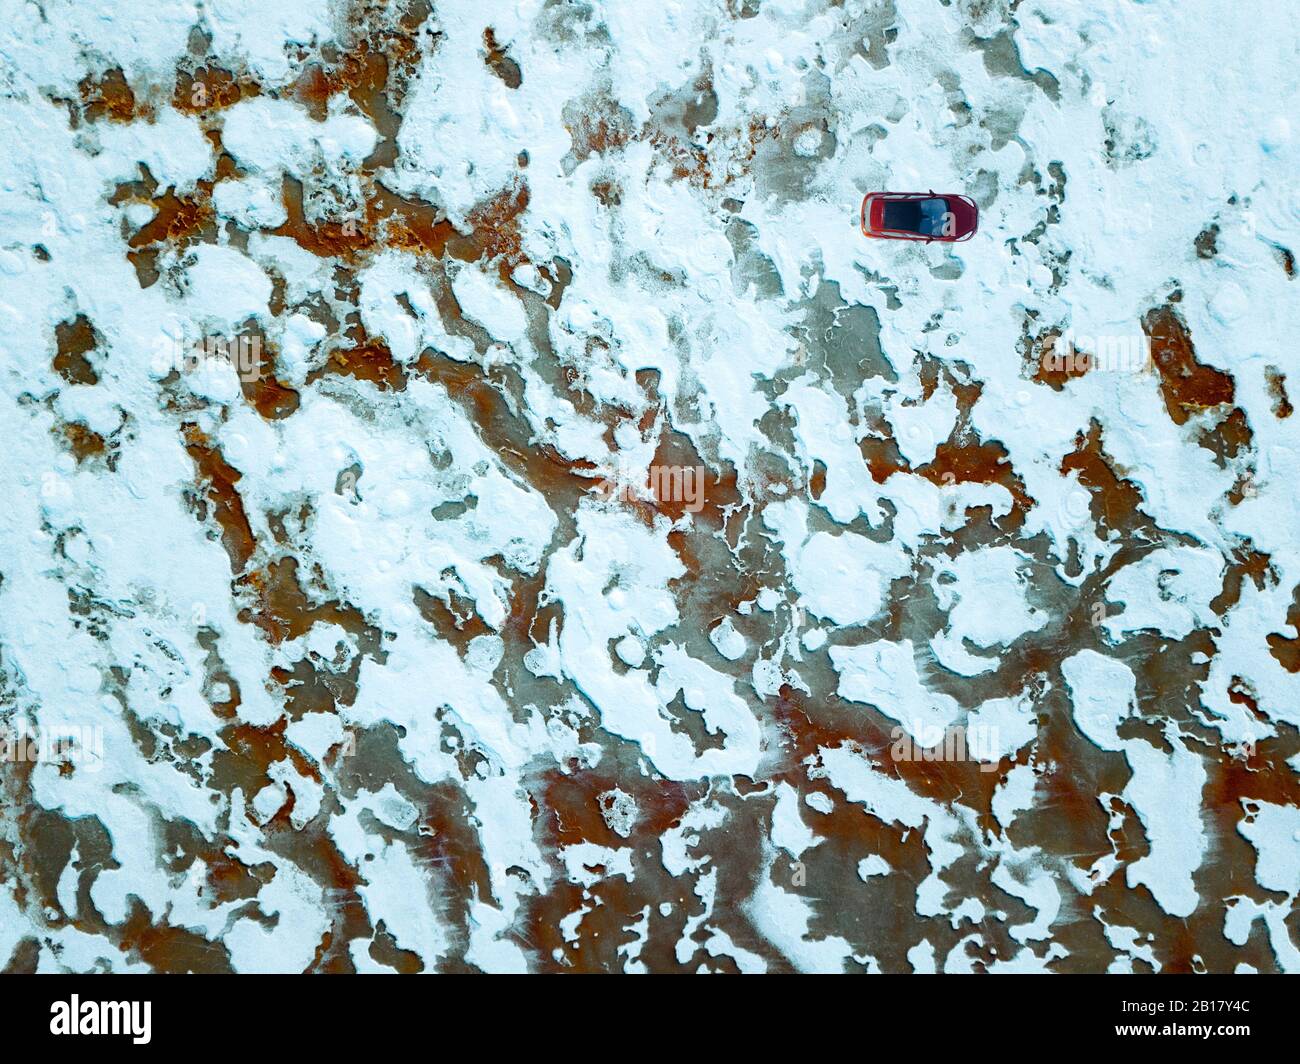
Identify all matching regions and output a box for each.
[882,197,950,236]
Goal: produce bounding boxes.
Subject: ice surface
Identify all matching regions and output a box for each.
[0,0,1297,973]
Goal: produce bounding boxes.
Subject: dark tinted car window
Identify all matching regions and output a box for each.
[882,201,921,232]
[883,197,949,236]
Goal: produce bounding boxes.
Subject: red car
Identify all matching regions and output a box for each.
[860,191,978,242]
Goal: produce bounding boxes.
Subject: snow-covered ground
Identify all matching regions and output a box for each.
[0,0,1297,972]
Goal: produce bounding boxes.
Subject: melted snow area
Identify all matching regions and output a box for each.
[1,0,1298,973]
